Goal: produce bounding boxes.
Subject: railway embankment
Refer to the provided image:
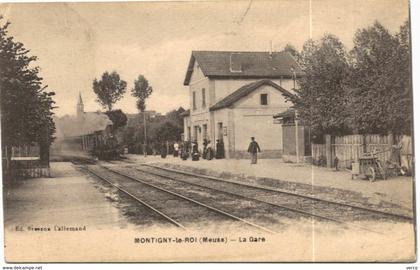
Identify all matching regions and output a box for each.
[124,155,414,218]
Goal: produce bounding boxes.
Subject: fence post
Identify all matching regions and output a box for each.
[326,134,332,168]
[387,133,394,148]
[388,133,395,165]
[362,134,367,153]
[295,114,300,163]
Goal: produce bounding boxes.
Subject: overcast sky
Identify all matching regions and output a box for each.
[0,0,409,116]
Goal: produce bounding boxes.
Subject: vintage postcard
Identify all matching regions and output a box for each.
[0,0,416,263]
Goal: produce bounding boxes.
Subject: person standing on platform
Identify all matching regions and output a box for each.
[202,139,208,159]
[173,142,179,157]
[247,137,261,164]
[160,142,167,158]
[192,140,200,161]
[180,142,187,160]
[215,139,225,159]
[206,140,214,160]
[221,140,225,158]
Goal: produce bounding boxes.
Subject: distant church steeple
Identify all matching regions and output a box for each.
[77,91,84,118]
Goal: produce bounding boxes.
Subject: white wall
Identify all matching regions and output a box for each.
[234,85,291,108]
[212,109,229,141]
[190,60,205,82]
[188,61,213,147]
[232,84,291,151]
[279,78,296,92]
[234,113,284,151]
[214,79,260,103]
[214,78,296,104]
[183,116,191,140]
[189,61,211,116]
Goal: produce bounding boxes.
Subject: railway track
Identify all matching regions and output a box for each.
[131,163,413,224]
[83,164,281,233]
[71,157,412,234]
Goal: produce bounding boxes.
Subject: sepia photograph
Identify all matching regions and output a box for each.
[0,0,416,263]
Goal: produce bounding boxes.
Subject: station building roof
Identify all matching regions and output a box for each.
[184,51,303,85]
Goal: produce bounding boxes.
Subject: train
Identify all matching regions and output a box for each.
[51,128,123,161]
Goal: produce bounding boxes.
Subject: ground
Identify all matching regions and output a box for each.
[2,158,415,262]
[125,154,414,214]
[3,162,133,231]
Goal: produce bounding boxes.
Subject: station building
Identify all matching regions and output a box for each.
[182,51,303,159]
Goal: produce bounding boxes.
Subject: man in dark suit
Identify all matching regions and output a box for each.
[247,137,261,164]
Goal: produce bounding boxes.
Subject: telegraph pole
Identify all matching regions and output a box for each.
[143,111,147,157]
[295,110,300,163]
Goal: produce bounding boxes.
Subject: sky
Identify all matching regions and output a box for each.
[0,0,409,116]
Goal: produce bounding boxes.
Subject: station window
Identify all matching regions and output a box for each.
[217,122,223,140]
[260,94,268,105]
[193,126,198,141]
[202,88,206,107]
[192,91,197,110]
[203,124,208,140]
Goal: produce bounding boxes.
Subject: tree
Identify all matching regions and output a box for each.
[165,107,185,129]
[132,75,153,112]
[395,20,412,134]
[283,43,300,62]
[155,121,183,142]
[288,34,351,141]
[105,109,127,130]
[93,71,127,112]
[348,21,411,135]
[120,108,186,154]
[131,75,153,156]
[0,17,56,173]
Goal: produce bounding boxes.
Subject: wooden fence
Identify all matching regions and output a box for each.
[311,144,326,165]
[11,144,40,157]
[3,144,50,179]
[312,134,405,169]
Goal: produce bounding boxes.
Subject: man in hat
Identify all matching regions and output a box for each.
[191,140,200,161]
[247,137,261,164]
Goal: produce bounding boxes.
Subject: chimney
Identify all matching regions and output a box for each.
[229,53,242,73]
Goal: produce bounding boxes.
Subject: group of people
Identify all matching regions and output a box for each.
[159,136,261,164]
[187,138,226,161]
[160,139,226,161]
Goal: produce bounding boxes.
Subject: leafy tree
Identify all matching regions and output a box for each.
[131,75,153,156]
[395,20,412,134]
[283,43,300,62]
[288,34,350,140]
[93,71,127,111]
[165,107,185,129]
[105,109,127,130]
[155,121,183,142]
[348,21,411,135]
[120,108,185,154]
[132,75,153,112]
[0,17,56,171]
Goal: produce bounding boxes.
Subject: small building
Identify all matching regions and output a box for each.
[182,50,303,158]
[273,108,312,162]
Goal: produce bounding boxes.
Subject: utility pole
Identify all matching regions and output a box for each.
[295,110,300,163]
[143,111,147,157]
